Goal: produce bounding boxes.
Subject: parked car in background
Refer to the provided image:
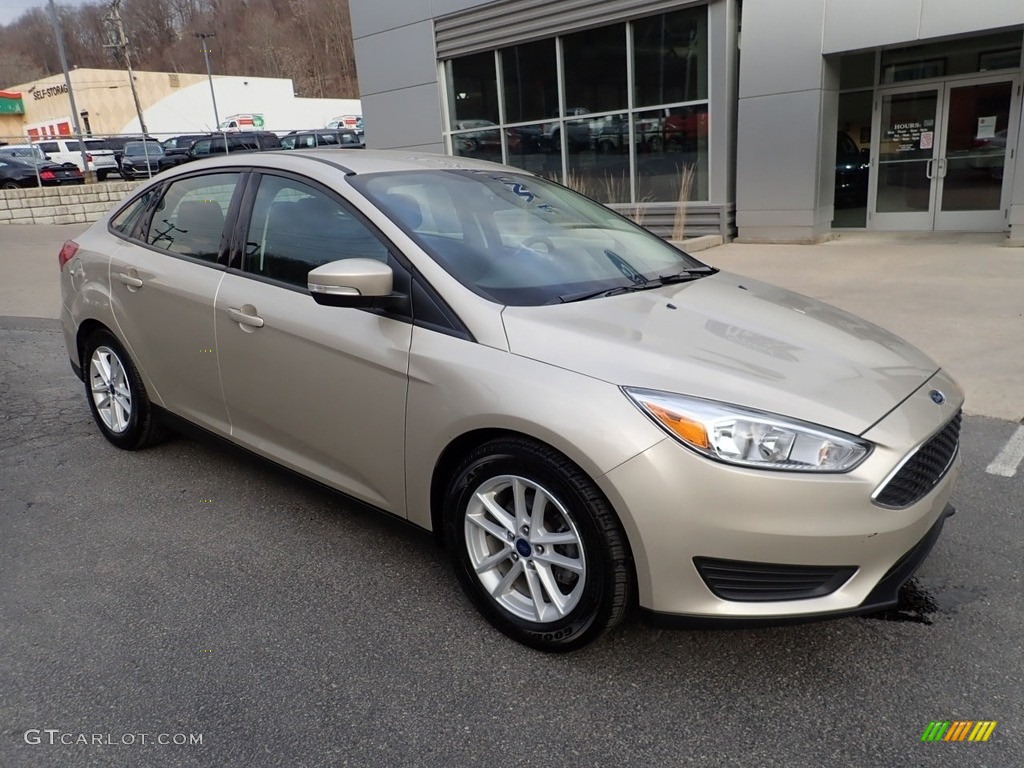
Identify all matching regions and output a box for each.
[834,131,869,209]
[58,149,961,652]
[280,129,364,150]
[32,138,88,172]
[0,155,84,188]
[119,141,167,180]
[82,139,118,180]
[542,107,592,152]
[0,144,49,164]
[186,131,281,160]
[90,136,161,175]
[160,134,208,170]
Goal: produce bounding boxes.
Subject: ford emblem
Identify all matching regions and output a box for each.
[929,389,945,405]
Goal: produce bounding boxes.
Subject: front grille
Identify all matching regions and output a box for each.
[694,558,857,602]
[874,411,961,509]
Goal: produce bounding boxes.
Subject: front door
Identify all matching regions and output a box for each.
[869,75,1020,231]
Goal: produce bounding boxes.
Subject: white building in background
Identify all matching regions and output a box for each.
[0,68,360,140]
[347,0,1024,243]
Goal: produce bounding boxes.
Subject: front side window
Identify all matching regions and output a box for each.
[354,170,702,306]
[244,175,388,288]
[145,173,241,263]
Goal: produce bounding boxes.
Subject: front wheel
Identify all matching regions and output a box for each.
[443,437,633,651]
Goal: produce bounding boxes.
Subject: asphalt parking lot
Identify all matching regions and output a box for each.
[2,226,1023,767]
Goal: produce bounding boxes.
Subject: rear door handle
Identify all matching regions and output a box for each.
[227,307,265,328]
[116,271,143,288]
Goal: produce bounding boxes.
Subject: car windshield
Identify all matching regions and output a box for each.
[353,169,704,306]
[124,142,163,156]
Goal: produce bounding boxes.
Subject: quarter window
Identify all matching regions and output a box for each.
[145,173,241,263]
[110,188,159,238]
[244,175,388,288]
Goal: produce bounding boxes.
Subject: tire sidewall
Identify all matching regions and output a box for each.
[444,444,615,651]
[83,331,147,450]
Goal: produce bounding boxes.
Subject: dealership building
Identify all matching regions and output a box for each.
[349,0,1024,242]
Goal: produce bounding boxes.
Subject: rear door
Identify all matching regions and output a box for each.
[108,171,245,434]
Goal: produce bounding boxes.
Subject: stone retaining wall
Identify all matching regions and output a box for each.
[0,182,141,225]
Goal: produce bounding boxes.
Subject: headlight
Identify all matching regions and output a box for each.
[623,387,871,472]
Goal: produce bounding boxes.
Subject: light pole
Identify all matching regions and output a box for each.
[194,32,220,129]
[46,0,91,178]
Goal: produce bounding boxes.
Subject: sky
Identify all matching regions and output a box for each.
[0,0,81,27]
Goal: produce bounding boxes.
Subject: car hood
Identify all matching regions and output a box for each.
[500,272,939,436]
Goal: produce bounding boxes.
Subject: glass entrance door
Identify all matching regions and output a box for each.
[869,75,1020,231]
[869,87,940,230]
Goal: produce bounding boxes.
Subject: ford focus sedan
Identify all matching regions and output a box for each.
[58,150,962,651]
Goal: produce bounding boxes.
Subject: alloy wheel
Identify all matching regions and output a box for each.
[88,345,133,433]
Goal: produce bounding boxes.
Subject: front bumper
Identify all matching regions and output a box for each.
[596,370,962,622]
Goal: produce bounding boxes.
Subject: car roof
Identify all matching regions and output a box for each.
[143,148,516,182]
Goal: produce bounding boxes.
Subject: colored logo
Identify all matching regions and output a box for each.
[921,721,997,742]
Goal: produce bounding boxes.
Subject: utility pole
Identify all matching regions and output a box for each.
[46,0,91,178]
[103,0,148,135]
[193,32,220,129]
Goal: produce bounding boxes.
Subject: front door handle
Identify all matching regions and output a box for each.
[116,271,143,288]
[936,157,947,178]
[925,159,935,179]
[227,306,265,328]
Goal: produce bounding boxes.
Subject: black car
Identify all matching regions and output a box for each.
[120,141,169,180]
[186,131,282,161]
[160,134,208,168]
[835,131,869,208]
[90,135,161,175]
[0,156,84,188]
[280,129,365,150]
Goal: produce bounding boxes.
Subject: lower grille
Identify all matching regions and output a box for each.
[694,558,857,602]
[874,411,961,509]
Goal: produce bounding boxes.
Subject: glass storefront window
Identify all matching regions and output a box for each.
[838,52,875,90]
[444,11,711,206]
[502,39,558,123]
[563,24,628,114]
[880,30,1022,84]
[566,112,631,204]
[634,105,708,202]
[447,51,499,125]
[633,7,708,107]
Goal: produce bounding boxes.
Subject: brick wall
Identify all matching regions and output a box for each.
[0,182,141,225]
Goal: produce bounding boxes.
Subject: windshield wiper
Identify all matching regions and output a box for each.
[554,266,717,304]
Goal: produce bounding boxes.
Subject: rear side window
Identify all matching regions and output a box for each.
[37,142,58,153]
[145,173,242,263]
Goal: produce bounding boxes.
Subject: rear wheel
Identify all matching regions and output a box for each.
[82,330,167,450]
[97,170,108,181]
[1,181,19,190]
[444,437,633,652]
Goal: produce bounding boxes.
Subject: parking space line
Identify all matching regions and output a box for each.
[985,425,1024,477]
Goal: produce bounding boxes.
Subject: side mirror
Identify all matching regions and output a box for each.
[308,258,399,307]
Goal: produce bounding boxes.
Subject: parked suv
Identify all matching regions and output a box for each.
[281,129,364,150]
[186,131,281,160]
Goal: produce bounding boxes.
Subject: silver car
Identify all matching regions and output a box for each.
[59,150,962,650]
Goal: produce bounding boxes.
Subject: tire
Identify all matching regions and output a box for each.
[1,180,19,190]
[443,437,633,652]
[97,170,108,181]
[550,129,562,154]
[82,330,167,450]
